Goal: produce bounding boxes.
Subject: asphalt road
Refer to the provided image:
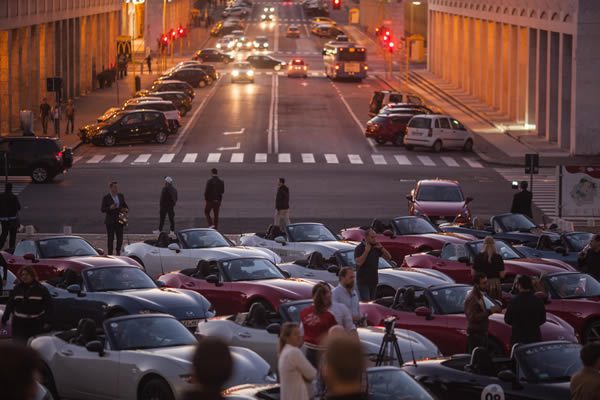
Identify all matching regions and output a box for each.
[17,2,527,234]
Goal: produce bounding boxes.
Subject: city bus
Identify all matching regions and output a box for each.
[323,42,367,81]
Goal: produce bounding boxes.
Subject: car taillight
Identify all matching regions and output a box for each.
[55,151,63,161]
[364,65,368,70]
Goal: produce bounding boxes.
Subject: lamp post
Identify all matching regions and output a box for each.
[162,0,172,71]
[406,1,422,85]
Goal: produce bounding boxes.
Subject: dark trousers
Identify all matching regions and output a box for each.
[106,223,124,255]
[11,317,44,343]
[0,220,18,250]
[204,200,221,229]
[357,280,377,301]
[65,116,74,134]
[159,208,175,232]
[41,116,49,134]
[467,331,489,354]
[147,61,152,73]
[53,119,60,136]
[305,347,320,369]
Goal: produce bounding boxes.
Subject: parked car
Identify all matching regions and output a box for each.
[369,91,424,116]
[378,103,433,115]
[193,48,234,63]
[311,23,344,38]
[80,110,170,146]
[180,63,219,81]
[97,106,121,122]
[407,179,473,224]
[123,100,181,134]
[149,80,195,99]
[311,16,336,25]
[0,137,73,183]
[158,68,211,88]
[515,231,594,267]
[147,91,192,116]
[222,6,250,18]
[246,54,286,70]
[404,114,474,152]
[365,113,413,146]
[286,25,301,38]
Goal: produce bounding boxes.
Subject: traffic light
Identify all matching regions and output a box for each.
[177,25,186,38]
[387,41,395,52]
[333,0,341,9]
[159,34,169,48]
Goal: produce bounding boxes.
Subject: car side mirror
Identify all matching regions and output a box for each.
[23,253,38,263]
[497,369,516,382]
[281,270,291,279]
[95,248,105,256]
[86,340,105,357]
[327,265,340,275]
[67,284,82,295]
[206,274,220,285]
[457,256,471,265]
[274,236,287,245]
[465,197,474,203]
[266,323,281,335]
[415,306,432,319]
[167,243,181,253]
[383,229,394,238]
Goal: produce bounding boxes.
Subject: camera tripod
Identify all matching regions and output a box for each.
[375,328,404,366]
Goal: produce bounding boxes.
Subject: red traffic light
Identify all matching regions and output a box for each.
[388,41,395,51]
[333,0,341,9]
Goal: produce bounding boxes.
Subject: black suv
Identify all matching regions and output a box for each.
[79,110,170,147]
[159,68,211,89]
[0,137,73,183]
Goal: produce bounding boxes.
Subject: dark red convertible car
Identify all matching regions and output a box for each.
[158,257,315,315]
[406,179,473,225]
[401,239,574,285]
[2,236,140,281]
[340,216,475,264]
[359,284,578,356]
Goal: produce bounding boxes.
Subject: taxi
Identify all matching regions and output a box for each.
[287,58,308,78]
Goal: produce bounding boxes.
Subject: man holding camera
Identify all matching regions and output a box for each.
[464,272,502,353]
[354,229,392,301]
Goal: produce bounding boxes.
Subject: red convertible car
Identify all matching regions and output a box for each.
[158,257,315,315]
[538,272,600,343]
[1,236,140,281]
[401,239,574,285]
[406,179,473,225]
[359,284,578,356]
[340,216,474,264]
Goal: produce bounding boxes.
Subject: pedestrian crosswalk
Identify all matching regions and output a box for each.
[494,167,557,217]
[0,177,31,196]
[73,152,487,169]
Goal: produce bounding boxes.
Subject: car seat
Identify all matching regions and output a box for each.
[157,232,170,248]
[307,252,326,270]
[466,347,494,375]
[60,269,82,289]
[70,318,98,346]
[371,219,387,234]
[245,302,269,329]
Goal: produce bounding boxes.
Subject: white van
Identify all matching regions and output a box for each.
[404,114,474,152]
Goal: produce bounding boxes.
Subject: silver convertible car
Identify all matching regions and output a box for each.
[196,299,441,371]
[33,314,275,400]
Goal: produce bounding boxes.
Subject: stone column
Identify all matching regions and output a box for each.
[30,25,41,115]
[73,18,80,97]
[536,30,548,137]
[9,29,21,131]
[39,24,48,105]
[557,33,573,149]
[516,27,528,124]
[508,25,518,120]
[545,31,559,142]
[526,28,537,126]
[0,30,9,133]
[485,21,494,105]
[499,23,509,114]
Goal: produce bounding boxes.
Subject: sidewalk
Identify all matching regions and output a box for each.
[345,25,600,167]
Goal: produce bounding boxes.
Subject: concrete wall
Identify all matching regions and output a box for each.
[427,0,600,155]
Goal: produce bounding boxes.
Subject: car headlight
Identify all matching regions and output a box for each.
[263,43,268,47]
[270,7,275,12]
[247,69,254,76]
[261,14,266,18]
[232,70,240,77]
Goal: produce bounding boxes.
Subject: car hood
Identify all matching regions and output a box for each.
[414,233,474,243]
[240,278,314,299]
[80,121,111,133]
[140,345,196,364]
[414,201,467,216]
[62,256,137,268]
[358,327,440,361]
[296,241,357,257]
[114,288,210,319]
[489,312,578,342]
[186,246,281,264]
[505,259,574,273]
[380,268,454,285]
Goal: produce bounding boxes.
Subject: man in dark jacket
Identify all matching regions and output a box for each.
[0,183,21,250]
[464,272,502,353]
[275,178,290,231]
[204,168,224,229]
[510,181,533,218]
[578,234,600,281]
[101,181,129,255]
[504,274,546,346]
[159,176,178,233]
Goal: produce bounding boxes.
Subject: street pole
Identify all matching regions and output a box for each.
[163,0,168,72]
[131,6,136,88]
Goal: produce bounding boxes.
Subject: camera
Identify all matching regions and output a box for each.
[383,316,396,333]
[511,180,519,189]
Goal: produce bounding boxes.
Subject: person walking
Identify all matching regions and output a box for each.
[146,52,153,74]
[39,97,51,135]
[464,272,502,353]
[1,266,52,343]
[322,334,368,400]
[204,168,224,229]
[571,342,600,400]
[354,228,392,301]
[332,267,362,325]
[578,234,600,281]
[504,274,546,346]
[101,181,128,255]
[0,183,21,251]
[472,236,505,301]
[158,176,177,234]
[511,180,533,218]
[278,322,317,400]
[50,102,60,137]
[275,178,290,232]
[183,337,233,400]
[64,99,75,135]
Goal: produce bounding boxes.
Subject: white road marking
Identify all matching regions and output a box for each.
[182,153,197,163]
[217,142,241,151]
[330,82,377,152]
[132,154,151,163]
[73,156,83,164]
[325,154,339,164]
[371,154,387,165]
[223,128,245,135]
[110,154,128,163]
[278,153,291,163]
[86,155,105,164]
[159,153,175,163]
[230,153,244,163]
[463,157,484,168]
[348,154,363,164]
[207,153,221,163]
[417,155,436,167]
[301,153,315,163]
[441,156,459,167]
[394,155,412,165]
[255,153,268,163]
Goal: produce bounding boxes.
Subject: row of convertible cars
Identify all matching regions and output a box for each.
[0,215,597,399]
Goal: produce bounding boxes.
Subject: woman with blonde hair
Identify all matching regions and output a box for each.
[472,236,505,300]
[278,322,317,400]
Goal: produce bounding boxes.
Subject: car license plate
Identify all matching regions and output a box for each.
[345,63,360,73]
[181,319,201,328]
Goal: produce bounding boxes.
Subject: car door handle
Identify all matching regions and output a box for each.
[238,331,251,338]
[60,350,73,356]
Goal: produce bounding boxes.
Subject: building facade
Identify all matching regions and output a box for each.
[428,0,600,155]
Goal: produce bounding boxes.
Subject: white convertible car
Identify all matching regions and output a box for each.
[33,314,275,400]
[239,222,358,262]
[122,228,281,278]
[196,299,441,371]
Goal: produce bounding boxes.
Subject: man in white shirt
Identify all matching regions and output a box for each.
[332,267,362,325]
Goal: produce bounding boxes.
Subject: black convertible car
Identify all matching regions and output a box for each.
[45,265,214,330]
[403,341,581,400]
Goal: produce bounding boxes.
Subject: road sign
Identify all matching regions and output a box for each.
[525,153,539,175]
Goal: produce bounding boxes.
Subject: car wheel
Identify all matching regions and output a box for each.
[178,106,187,117]
[432,140,442,153]
[198,80,207,88]
[248,299,274,312]
[393,134,405,147]
[103,134,116,147]
[40,363,59,400]
[374,138,387,145]
[155,131,168,144]
[139,377,175,400]
[584,320,600,343]
[31,165,50,184]
[405,145,414,151]
[462,139,474,152]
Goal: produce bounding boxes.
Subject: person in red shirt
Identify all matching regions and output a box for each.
[300,282,337,368]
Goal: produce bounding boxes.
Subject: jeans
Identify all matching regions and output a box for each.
[467,331,489,354]
[53,119,60,137]
[204,200,221,229]
[65,116,74,134]
[0,220,17,250]
[106,223,124,255]
[357,281,376,301]
[41,116,49,134]
[274,209,290,232]
[159,208,175,232]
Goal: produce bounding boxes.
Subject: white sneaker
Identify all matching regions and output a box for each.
[152,230,160,234]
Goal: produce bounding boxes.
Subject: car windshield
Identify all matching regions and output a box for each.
[221,258,284,281]
[179,230,231,248]
[338,250,393,270]
[287,224,337,242]
[564,232,593,252]
[429,286,496,315]
[37,237,98,258]
[546,273,600,299]
[497,214,537,232]
[107,316,197,350]
[84,267,156,292]
[392,218,438,235]
[466,240,521,260]
[368,369,434,400]
[416,185,464,202]
[281,301,312,323]
[518,343,582,382]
